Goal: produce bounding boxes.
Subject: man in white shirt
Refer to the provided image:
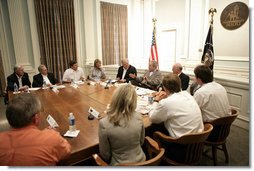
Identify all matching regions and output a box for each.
[193,65,231,122]
[149,73,204,138]
[62,60,85,83]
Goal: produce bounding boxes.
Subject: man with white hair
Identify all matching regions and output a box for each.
[116,58,137,83]
[32,65,57,87]
[172,63,190,90]
[7,65,31,91]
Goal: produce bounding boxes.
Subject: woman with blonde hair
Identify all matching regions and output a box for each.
[88,59,106,82]
[98,84,146,165]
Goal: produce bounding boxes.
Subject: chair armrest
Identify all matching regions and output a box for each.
[145,136,160,151]
[92,154,109,166]
[153,131,178,145]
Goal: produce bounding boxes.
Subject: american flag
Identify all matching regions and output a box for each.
[150,23,159,64]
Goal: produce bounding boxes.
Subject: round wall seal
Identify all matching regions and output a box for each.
[220,1,249,30]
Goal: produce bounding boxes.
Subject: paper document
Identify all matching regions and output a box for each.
[64,130,80,138]
[136,96,152,114]
[135,87,156,96]
[46,115,59,128]
[74,81,84,85]
[53,85,65,89]
[29,87,41,91]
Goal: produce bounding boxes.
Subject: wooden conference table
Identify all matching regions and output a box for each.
[8,82,152,165]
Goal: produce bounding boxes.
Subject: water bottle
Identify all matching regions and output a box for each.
[68,113,76,132]
[71,79,75,86]
[42,80,47,89]
[14,83,18,93]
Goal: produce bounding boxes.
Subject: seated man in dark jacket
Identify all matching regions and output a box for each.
[116,58,137,83]
[32,65,57,87]
[5,65,31,104]
[7,65,31,91]
[172,63,190,91]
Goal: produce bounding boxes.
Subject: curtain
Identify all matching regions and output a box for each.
[34,0,76,82]
[0,50,5,95]
[100,2,128,66]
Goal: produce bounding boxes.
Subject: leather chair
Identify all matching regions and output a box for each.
[92,136,165,166]
[204,108,239,165]
[153,123,213,166]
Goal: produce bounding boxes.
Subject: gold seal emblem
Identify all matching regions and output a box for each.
[220,2,249,30]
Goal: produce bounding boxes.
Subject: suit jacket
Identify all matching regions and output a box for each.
[135,70,162,90]
[116,65,137,83]
[7,72,31,91]
[99,113,146,165]
[179,72,190,90]
[32,73,57,87]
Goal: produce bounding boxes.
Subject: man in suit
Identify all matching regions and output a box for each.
[32,65,57,87]
[116,58,137,83]
[172,63,190,90]
[130,60,162,90]
[7,65,31,91]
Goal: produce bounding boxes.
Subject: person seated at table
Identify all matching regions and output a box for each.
[32,64,57,87]
[172,63,190,90]
[7,65,31,92]
[116,58,137,83]
[99,84,146,165]
[193,64,231,122]
[88,59,106,82]
[148,73,204,138]
[130,60,162,90]
[0,93,71,166]
[62,60,85,83]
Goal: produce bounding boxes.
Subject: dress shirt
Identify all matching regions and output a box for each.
[0,125,71,166]
[149,91,204,138]
[122,68,127,80]
[194,81,231,122]
[62,67,85,82]
[42,74,51,85]
[17,75,23,87]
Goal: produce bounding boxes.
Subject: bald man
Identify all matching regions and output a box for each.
[116,58,137,83]
[172,63,190,90]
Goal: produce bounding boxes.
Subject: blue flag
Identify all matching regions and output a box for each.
[201,24,214,70]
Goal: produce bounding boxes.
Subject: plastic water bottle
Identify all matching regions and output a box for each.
[14,83,18,93]
[68,113,76,132]
[42,80,47,89]
[71,79,74,84]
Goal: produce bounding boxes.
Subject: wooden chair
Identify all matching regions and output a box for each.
[92,136,165,166]
[204,108,239,165]
[153,123,213,166]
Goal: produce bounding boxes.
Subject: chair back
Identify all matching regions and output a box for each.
[206,108,238,143]
[92,136,165,166]
[153,123,213,165]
